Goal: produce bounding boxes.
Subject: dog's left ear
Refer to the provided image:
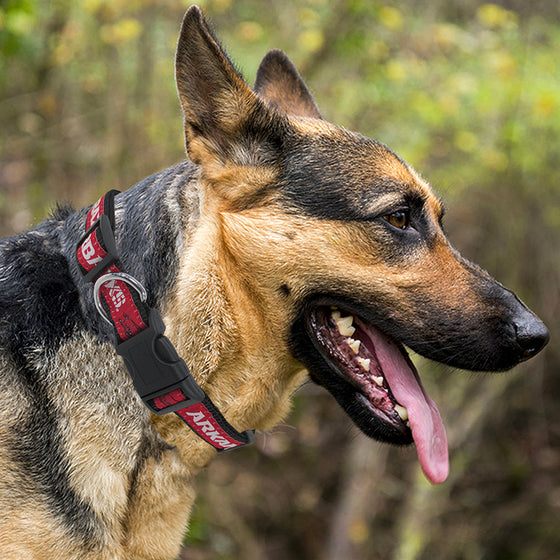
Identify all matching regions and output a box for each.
[254,49,322,119]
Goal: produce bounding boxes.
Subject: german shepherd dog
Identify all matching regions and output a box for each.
[0,6,549,559]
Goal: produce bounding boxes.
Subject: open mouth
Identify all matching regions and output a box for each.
[303,305,449,484]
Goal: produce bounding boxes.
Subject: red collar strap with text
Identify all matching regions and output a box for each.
[76,190,254,452]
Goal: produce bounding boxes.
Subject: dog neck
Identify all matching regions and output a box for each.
[159,185,306,469]
[69,160,305,472]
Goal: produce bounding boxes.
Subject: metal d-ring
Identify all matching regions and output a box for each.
[93,272,148,325]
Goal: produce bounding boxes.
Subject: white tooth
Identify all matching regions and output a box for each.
[348,338,360,353]
[373,375,384,387]
[357,357,370,371]
[336,315,355,337]
[395,404,408,422]
[331,310,341,320]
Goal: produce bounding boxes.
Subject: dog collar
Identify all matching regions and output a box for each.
[76,190,254,452]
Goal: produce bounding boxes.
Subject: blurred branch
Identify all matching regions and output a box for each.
[325,432,389,560]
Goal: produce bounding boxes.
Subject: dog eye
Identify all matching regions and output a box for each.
[383,210,410,230]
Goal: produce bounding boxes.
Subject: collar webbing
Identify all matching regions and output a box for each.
[76,190,254,452]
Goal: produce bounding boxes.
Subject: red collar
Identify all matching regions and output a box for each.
[76,190,254,452]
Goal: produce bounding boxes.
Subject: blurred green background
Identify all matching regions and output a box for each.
[0,1,558,558]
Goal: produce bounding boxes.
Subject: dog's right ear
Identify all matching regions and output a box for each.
[254,49,322,119]
[175,6,281,166]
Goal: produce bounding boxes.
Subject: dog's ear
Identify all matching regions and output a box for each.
[175,6,284,167]
[254,49,322,119]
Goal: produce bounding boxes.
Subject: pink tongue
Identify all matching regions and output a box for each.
[365,326,449,484]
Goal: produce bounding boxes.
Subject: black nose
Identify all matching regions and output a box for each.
[514,314,550,361]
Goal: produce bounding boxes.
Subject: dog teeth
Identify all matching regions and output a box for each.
[395,404,408,422]
[373,375,384,387]
[347,338,360,353]
[335,315,355,337]
[357,357,370,371]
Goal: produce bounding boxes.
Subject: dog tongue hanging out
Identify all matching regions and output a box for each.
[305,307,448,483]
[349,315,449,484]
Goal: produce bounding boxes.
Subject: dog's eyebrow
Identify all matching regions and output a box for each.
[362,192,410,215]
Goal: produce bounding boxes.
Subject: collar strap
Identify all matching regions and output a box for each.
[76,190,254,452]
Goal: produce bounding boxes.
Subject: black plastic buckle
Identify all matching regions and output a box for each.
[77,214,119,283]
[116,308,206,415]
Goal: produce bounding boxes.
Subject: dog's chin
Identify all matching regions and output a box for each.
[290,302,450,485]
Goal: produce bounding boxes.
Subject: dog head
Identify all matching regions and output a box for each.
[173,6,549,482]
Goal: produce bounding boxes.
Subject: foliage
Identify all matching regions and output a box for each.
[1,1,558,559]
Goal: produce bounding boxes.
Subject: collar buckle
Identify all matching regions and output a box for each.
[115,308,206,414]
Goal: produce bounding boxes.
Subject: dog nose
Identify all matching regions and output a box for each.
[514,314,549,361]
